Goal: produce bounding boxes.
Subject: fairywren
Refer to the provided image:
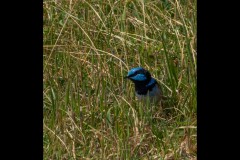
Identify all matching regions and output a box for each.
[125,67,162,103]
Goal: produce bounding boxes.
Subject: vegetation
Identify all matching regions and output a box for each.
[43,0,196,159]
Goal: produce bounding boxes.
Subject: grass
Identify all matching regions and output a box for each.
[43,0,196,159]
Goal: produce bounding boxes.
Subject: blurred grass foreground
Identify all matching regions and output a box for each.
[43,0,196,159]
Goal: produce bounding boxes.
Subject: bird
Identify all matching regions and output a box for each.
[125,67,162,103]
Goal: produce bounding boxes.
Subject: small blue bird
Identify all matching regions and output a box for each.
[125,67,162,103]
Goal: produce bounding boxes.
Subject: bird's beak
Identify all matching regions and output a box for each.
[124,76,129,79]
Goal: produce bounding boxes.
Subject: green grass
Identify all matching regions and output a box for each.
[43,0,196,159]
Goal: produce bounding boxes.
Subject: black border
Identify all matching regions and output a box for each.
[1,0,43,159]
[198,1,238,159]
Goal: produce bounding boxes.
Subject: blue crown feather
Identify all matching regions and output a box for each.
[127,67,144,77]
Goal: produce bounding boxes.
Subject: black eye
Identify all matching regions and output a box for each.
[136,69,145,74]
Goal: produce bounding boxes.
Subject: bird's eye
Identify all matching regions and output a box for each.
[135,69,145,74]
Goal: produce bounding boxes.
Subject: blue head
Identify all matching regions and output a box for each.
[125,67,151,83]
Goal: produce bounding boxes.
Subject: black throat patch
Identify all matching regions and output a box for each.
[134,79,157,95]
